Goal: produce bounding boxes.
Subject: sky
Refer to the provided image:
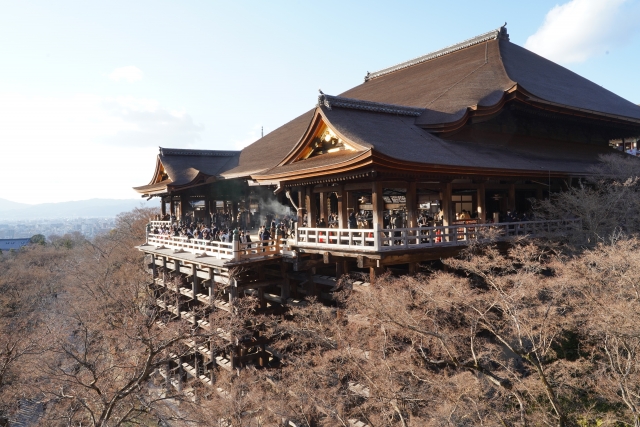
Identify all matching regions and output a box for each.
[2,0,640,204]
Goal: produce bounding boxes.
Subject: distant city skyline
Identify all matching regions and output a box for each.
[2,0,640,204]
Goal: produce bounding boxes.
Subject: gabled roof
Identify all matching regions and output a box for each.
[340,25,640,127]
[133,147,240,195]
[253,102,616,181]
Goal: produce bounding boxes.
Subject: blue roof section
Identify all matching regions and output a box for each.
[0,238,30,251]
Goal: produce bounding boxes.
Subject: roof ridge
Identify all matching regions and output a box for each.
[159,147,240,157]
[318,94,425,116]
[365,24,509,82]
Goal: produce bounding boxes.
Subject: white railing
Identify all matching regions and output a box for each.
[296,227,377,250]
[295,219,581,252]
[146,233,282,261]
[150,220,172,228]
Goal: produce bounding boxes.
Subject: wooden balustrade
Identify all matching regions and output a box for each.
[147,233,283,261]
[296,219,580,251]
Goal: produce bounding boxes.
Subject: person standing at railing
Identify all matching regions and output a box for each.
[348,212,357,229]
[262,227,271,252]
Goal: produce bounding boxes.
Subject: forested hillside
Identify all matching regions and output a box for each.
[1,155,639,427]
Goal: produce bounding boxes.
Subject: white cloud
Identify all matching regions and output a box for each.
[0,93,203,203]
[525,0,640,64]
[109,66,144,83]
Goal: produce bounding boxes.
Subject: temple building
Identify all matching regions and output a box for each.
[134,25,640,398]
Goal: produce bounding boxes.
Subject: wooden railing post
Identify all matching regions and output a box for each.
[233,240,240,261]
[374,223,381,251]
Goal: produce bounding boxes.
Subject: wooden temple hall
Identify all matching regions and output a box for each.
[134,25,640,393]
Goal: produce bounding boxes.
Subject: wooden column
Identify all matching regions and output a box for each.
[372,181,384,230]
[151,254,157,278]
[180,196,189,222]
[441,182,453,227]
[169,197,175,218]
[204,196,211,226]
[406,181,417,228]
[306,187,317,227]
[280,262,290,303]
[208,267,215,306]
[476,182,486,222]
[369,266,383,285]
[536,187,544,200]
[337,186,348,228]
[162,257,167,286]
[508,183,516,211]
[161,198,167,216]
[297,189,305,227]
[319,192,328,224]
[192,264,200,296]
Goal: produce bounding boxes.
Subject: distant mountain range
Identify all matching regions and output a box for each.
[0,198,157,220]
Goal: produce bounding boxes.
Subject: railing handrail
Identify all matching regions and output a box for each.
[146,233,282,262]
[295,219,581,251]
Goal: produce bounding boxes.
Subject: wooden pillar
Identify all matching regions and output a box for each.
[297,189,305,227]
[536,187,544,200]
[372,181,384,230]
[231,200,238,227]
[441,182,452,226]
[280,262,290,303]
[229,278,238,304]
[476,182,486,222]
[319,192,328,224]
[173,260,180,292]
[151,254,157,278]
[169,197,175,218]
[162,257,167,286]
[180,196,189,222]
[161,198,167,216]
[508,183,516,212]
[208,267,215,306]
[192,264,200,296]
[337,186,348,228]
[204,196,211,226]
[336,260,344,279]
[306,186,317,227]
[369,266,383,285]
[406,181,417,228]
[408,262,418,275]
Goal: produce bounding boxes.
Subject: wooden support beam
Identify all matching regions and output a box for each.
[297,189,305,227]
[192,264,200,296]
[292,256,325,271]
[162,257,167,286]
[357,255,377,269]
[477,182,486,222]
[151,254,157,278]
[323,252,331,264]
[336,261,344,279]
[280,262,290,302]
[372,181,384,231]
[406,181,417,228]
[408,262,418,275]
[180,197,189,222]
[337,186,348,228]
[441,182,452,227]
[319,192,328,225]
[306,186,317,227]
[508,183,516,211]
[369,266,384,285]
[208,267,215,306]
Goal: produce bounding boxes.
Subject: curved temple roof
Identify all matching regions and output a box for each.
[136,26,640,192]
[134,148,240,195]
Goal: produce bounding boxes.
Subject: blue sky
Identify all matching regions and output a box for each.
[2,0,640,204]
